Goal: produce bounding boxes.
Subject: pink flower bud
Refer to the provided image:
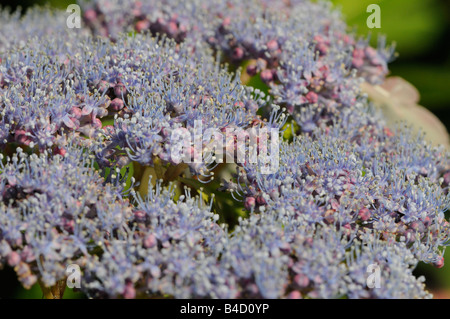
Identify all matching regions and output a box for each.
[123,282,136,299]
[110,98,124,111]
[305,91,318,104]
[62,218,75,233]
[7,251,21,267]
[260,69,273,83]
[244,197,256,211]
[135,20,150,33]
[84,9,97,22]
[96,80,110,94]
[70,107,82,119]
[144,234,157,248]
[352,58,364,68]
[134,210,146,222]
[246,64,257,76]
[422,216,431,227]
[168,22,178,36]
[434,256,444,268]
[54,146,66,157]
[287,291,302,299]
[256,195,266,206]
[92,117,103,129]
[266,39,278,51]
[294,274,310,288]
[14,130,32,145]
[222,17,231,27]
[114,82,127,97]
[358,208,371,221]
[232,47,244,60]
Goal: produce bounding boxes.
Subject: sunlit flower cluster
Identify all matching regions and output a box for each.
[0,0,448,299]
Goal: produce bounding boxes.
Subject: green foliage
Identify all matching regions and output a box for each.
[331,0,446,57]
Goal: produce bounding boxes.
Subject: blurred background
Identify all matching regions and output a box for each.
[0,0,449,298]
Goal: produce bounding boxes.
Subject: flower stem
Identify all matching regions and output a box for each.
[38,279,66,299]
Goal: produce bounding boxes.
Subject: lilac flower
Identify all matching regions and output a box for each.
[0,143,133,289]
[226,105,450,266]
[85,33,267,177]
[0,0,447,300]
[82,0,395,130]
[82,181,234,298]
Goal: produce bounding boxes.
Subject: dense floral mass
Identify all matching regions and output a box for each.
[0,0,449,299]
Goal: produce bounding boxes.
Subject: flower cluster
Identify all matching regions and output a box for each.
[0,0,448,299]
[228,104,450,265]
[81,0,395,130]
[0,142,133,289]
[0,6,83,54]
[84,189,432,298]
[0,25,270,178]
[87,34,268,177]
